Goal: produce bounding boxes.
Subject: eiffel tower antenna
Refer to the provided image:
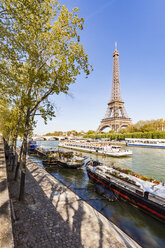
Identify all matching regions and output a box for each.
[97,45,132,132]
[115,41,117,50]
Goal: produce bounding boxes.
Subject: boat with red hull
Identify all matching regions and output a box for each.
[86,160,165,223]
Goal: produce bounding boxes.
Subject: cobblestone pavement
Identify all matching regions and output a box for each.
[7,157,141,248]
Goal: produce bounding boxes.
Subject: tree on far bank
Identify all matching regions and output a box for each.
[45,131,64,136]
[119,119,165,134]
[86,130,96,135]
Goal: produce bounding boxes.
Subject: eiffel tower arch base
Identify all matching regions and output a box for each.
[97,118,132,133]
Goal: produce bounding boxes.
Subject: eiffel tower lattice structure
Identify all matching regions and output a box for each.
[97,43,132,132]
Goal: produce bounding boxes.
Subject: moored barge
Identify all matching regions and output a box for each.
[43,151,85,170]
[28,140,37,154]
[86,160,165,223]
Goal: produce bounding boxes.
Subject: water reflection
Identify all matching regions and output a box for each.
[32,141,165,248]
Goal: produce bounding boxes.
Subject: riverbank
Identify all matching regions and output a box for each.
[7,156,141,248]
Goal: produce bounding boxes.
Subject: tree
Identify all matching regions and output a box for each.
[0,0,92,201]
[0,97,11,141]
[86,130,96,135]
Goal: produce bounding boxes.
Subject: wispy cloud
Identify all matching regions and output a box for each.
[86,0,115,21]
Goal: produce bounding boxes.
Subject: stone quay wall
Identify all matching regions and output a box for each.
[0,137,14,248]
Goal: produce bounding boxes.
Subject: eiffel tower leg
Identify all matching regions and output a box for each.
[97,121,112,133]
[96,124,102,133]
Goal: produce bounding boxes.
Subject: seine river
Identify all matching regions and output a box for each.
[32,141,165,248]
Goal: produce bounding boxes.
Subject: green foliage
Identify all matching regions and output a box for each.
[0,0,92,125]
[124,119,165,133]
[45,131,64,136]
[45,130,85,136]
[86,130,96,135]
[83,131,165,140]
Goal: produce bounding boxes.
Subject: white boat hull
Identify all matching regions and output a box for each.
[59,143,133,157]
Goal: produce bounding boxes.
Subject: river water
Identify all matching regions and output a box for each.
[31,141,165,248]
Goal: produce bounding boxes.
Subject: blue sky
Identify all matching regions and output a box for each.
[34,0,165,134]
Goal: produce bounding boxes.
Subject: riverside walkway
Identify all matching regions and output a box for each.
[7,157,141,248]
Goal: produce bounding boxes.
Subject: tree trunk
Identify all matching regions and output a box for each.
[19,108,30,201]
[12,138,16,171]
[9,145,13,168]
[14,143,23,181]
[12,116,21,173]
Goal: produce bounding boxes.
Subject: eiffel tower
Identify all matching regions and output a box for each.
[97,43,132,132]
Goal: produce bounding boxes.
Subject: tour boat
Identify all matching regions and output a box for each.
[101,145,132,157]
[59,141,132,157]
[125,138,165,148]
[43,151,85,170]
[86,160,165,223]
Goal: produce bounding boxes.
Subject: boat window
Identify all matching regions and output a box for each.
[136,190,144,196]
[106,175,111,180]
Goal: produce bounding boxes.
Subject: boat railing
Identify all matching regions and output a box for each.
[62,142,105,151]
